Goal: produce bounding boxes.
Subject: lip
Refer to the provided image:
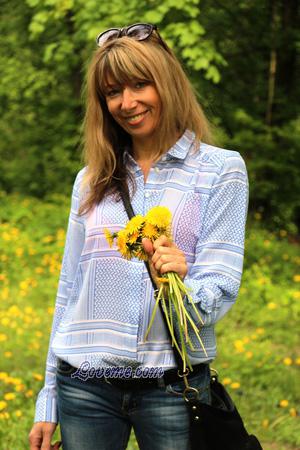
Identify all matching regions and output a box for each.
[123,110,149,126]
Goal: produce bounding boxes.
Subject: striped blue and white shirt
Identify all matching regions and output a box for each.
[35,130,249,423]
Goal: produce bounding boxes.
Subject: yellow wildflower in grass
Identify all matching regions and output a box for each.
[0,334,7,342]
[293,274,300,282]
[295,357,300,365]
[230,382,240,389]
[35,331,43,338]
[33,374,43,381]
[283,357,292,366]
[234,340,245,353]
[35,267,44,274]
[0,401,7,411]
[245,351,253,359]
[267,302,277,310]
[4,352,12,358]
[25,390,33,398]
[262,419,269,428]
[15,384,25,392]
[0,372,8,380]
[279,399,289,408]
[292,291,300,299]
[289,408,297,417]
[15,248,24,257]
[15,410,23,417]
[1,317,10,326]
[222,378,232,386]
[256,327,265,335]
[4,392,16,401]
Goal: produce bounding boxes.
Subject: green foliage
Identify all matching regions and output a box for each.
[0,0,299,231]
[0,197,299,448]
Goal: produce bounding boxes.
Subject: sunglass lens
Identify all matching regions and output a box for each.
[96,29,120,46]
[126,24,152,40]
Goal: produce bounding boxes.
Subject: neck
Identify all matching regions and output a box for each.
[132,136,158,163]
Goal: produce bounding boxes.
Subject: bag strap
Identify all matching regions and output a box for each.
[120,189,185,373]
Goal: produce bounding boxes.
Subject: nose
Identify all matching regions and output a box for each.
[120,87,138,111]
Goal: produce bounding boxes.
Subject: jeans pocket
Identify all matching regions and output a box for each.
[165,365,211,405]
[56,359,75,376]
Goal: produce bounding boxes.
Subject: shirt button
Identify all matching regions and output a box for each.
[145,192,150,198]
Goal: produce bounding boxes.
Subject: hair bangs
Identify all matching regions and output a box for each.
[96,40,154,96]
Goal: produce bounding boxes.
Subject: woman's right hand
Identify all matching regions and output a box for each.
[29,422,61,450]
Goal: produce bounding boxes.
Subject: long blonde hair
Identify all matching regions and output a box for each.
[79,32,213,215]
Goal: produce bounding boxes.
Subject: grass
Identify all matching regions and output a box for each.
[0,192,299,449]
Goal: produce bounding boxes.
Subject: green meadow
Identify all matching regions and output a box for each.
[0,193,299,449]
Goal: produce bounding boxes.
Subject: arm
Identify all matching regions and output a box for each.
[184,153,249,326]
[34,170,85,423]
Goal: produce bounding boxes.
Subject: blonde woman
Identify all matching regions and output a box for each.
[29,23,249,450]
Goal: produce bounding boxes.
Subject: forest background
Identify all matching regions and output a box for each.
[0,0,299,449]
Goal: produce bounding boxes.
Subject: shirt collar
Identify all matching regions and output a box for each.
[123,129,196,165]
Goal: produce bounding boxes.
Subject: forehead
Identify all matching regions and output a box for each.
[98,47,153,93]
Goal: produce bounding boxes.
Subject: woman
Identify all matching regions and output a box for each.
[29,23,249,450]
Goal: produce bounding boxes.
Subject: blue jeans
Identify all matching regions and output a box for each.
[56,364,211,450]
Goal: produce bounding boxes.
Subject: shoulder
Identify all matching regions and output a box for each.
[189,142,247,178]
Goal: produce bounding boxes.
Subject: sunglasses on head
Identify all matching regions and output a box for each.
[96,23,170,53]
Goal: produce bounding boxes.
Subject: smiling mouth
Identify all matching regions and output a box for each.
[125,111,149,124]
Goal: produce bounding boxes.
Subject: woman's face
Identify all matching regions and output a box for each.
[104,75,162,145]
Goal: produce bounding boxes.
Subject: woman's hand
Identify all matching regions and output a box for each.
[142,235,188,284]
[28,422,61,450]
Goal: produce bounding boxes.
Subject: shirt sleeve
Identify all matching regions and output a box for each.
[34,170,85,423]
[184,152,249,327]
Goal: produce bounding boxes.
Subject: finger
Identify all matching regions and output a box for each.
[41,435,52,450]
[153,235,174,251]
[152,247,185,265]
[159,261,187,279]
[51,442,62,450]
[142,238,154,257]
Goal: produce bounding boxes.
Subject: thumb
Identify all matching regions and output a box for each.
[142,238,154,257]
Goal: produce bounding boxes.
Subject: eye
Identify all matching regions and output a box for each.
[105,87,121,98]
[134,80,149,89]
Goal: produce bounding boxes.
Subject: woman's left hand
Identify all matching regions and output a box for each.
[142,235,188,283]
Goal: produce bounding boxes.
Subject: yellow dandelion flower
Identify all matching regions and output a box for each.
[245,351,253,359]
[4,352,12,358]
[125,215,144,234]
[104,229,115,248]
[256,328,265,335]
[222,377,232,386]
[267,302,277,310]
[295,357,300,365]
[230,382,240,389]
[262,419,269,428]
[283,357,292,366]
[127,231,140,245]
[279,399,289,408]
[117,231,131,259]
[142,222,159,240]
[1,318,9,326]
[293,274,300,282]
[289,408,297,417]
[33,374,43,381]
[25,390,33,398]
[35,267,44,274]
[4,392,16,401]
[15,410,22,417]
[15,384,25,392]
[234,340,245,352]
[145,206,172,231]
[0,401,7,411]
[292,291,300,299]
[0,334,7,342]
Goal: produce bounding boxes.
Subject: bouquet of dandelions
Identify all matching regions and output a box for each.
[104,206,207,372]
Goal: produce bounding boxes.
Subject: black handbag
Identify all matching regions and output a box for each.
[120,190,263,450]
